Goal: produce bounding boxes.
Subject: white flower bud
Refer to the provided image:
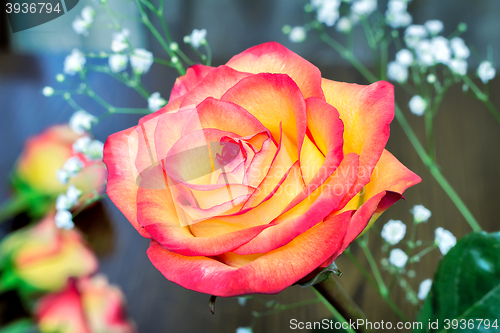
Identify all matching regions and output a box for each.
[63,156,84,176]
[72,136,92,154]
[109,54,128,73]
[389,248,408,268]
[55,209,74,229]
[186,29,207,49]
[64,49,86,75]
[56,169,70,184]
[381,219,406,245]
[42,86,54,97]
[477,61,496,84]
[148,92,167,112]
[418,278,432,300]
[130,48,153,75]
[69,110,97,134]
[289,26,307,43]
[86,140,104,160]
[409,95,427,116]
[56,194,72,210]
[434,227,456,255]
[66,185,83,204]
[411,204,431,223]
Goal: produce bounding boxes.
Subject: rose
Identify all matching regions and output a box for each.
[13,125,107,217]
[104,42,420,296]
[36,275,135,333]
[16,125,106,194]
[0,214,97,295]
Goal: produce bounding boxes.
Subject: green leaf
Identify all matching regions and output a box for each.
[415,231,500,332]
[0,319,36,333]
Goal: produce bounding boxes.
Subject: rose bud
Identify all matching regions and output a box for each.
[0,214,97,295]
[36,275,135,333]
[104,42,421,296]
[9,124,107,218]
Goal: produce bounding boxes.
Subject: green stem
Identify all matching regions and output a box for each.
[311,287,359,333]
[203,41,212,66]
[408,244,438,263]
[359,233,388,298]
[313,277,373,333]
[462,75,500,124]
[134,0,185,75]
[344,249,409,322]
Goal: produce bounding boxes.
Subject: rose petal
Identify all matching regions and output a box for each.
[226,42,325,100]
[104,127,151,238]
[179,65,252,109]
[321,79,395,206]
[136,170,269,256]
[221,73,307,161]
[146,210,351,296]
[233,153,359,255]
[169,64,214,101]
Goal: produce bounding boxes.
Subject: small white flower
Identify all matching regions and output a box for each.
[385,0,411,29]
[289,26,307,43]
[64,49,86,75]
[427,73,437,83]
[389,248,408,268]
[86,140,105,160]
[66,185,83,204]
[72,17,91,36]
[411,204,432,223]
[42,86,54,97]
[70,110,97,134]
[477,61,496,83]
[387,0,406,13]
[236,328,252,333]
[417,279,432,300]
[435,227,456,255]
[386,10,412,29]
[63,156,84,176]
[381,220,407,245]
[130,48,153,75]
[387,61,408,83]
[111,29,130,53]
[404,25,428,48]
[186,29,207,49]
[81,6,95,22]
[352,0,377,17]
[109,54,128,73]
[415,39,434,67]
[450,37,470,59]
[431,36,451,64]
[448,58,468,76]
[424,20,443,35]
[56,169,70,184]
[317,0,341,27]
[336,17,352,33]
[148,92,167,112]
[396,49,413,67]
[56,194,72,210]
[72,136,92,154]
[409,95,427,116]
[55,209,74,229]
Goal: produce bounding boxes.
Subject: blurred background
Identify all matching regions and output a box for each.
[1,0,500,332]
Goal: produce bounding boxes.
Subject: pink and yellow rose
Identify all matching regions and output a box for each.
[36,275,135,333]
[104,42,420,296]
[0,214,97,294]
[15,124,107,199]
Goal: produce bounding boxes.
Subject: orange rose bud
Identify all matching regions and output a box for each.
[36,276,135,333]
[0,214,98,294]
[10,124,107,218]
[104,42,421,296]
